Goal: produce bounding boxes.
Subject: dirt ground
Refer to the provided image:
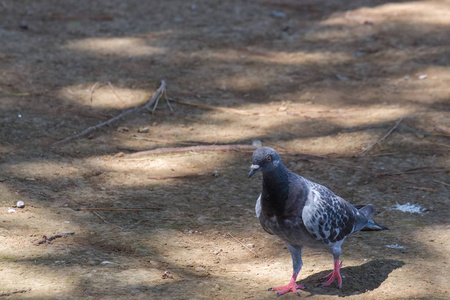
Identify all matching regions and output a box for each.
[0,0,449,299]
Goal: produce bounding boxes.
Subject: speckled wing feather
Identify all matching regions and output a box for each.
[301,180,367,245]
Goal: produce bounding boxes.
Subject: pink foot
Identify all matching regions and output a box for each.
[269,273,305,296]
[319,260,343,289]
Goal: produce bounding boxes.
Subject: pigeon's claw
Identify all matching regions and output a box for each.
[269,274,305,296]
[318,260,343,289]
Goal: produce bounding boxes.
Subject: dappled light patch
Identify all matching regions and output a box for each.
[57,84,152,109]
[64,37,167,58]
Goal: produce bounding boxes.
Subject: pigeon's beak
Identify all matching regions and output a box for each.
[248,164,260,178]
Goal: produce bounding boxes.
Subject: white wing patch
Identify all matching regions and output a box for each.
[255,194,262,218]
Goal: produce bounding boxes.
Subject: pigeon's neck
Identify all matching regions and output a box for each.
[261,163,290,216]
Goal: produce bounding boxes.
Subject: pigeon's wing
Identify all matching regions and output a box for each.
[301,182,365,244]
[255,194,274,235]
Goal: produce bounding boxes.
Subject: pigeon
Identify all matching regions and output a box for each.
[248,147,388,296]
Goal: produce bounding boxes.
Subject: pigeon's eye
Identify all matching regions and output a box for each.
[266,155,272,163]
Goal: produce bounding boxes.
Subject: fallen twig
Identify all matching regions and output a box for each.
[89,82,100,102]
[152,86,173,114]
[32,232,75,246]
[75,207,162,211]
[107,81,126,106]
[92,211,125,230]
[52,80,166,146]
[434,180,450,187]
[433,125,450,137]
[127,144,257,157]
[227,232,258,258]
[165,91,174,113]
[0,288,31,297]
[359,118,403,156]
[144,80,167,111]
[131,135,201,145]
[148,174,204,180]
[410,186,438,192]
[376,166,447,177]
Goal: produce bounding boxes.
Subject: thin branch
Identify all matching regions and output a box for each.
[434,180,450,187]
[131,135,200,145]
[359,118,403,156]
[165,91,174,113]
[75,207,163,211]
[151,89,164,113]
[0,289,31,297]
[52,106,138,146]
[52,80,166,146]
[127,144,257,157]
[89,82,100,102]
[107,81,126,106]
[32,232,75,246]
[148,174,204,180]
[144,80,167,110]
[227,232,258,258]
[92,211,125,230]
[376,166,446,177]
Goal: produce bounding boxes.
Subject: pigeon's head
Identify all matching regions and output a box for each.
[248,147,282,178]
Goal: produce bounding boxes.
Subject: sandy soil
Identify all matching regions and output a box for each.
[0,0,449,299]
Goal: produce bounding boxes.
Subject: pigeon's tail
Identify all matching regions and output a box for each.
[361,219,389,231]
[358,204,376,220]
[356,204,389,231]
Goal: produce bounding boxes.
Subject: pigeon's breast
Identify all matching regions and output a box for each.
[265,216,328,248]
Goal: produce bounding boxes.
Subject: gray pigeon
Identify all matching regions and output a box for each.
[248,147,388,296]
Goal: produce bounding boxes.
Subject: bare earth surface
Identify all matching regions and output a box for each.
[0,1,449,299]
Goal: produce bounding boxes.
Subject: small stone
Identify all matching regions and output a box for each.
[195,266,206,272]
[116,127,129,132]
[16,201,25,208]
[162,270,174,279]
[138,127,149,133]
[252,139,262,147]
[270,10,286,18]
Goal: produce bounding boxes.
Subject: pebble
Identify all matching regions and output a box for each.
[116,126,129,132]
[252,139,262,147]
[16,200,25,208]
[270,10,286,18]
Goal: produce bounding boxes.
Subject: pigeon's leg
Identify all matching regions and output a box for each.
[269,244,305,296]
[319,259,343,288]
